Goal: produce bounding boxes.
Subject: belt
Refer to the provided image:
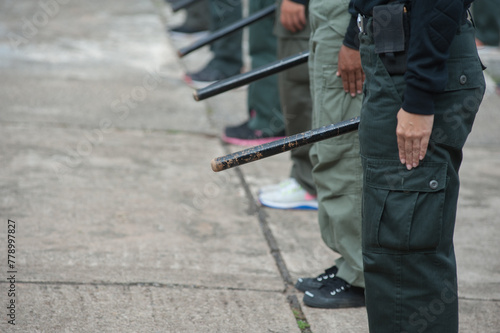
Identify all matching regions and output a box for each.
[357,14,368,35]
[357,7,469,36]
[357,3,408,35]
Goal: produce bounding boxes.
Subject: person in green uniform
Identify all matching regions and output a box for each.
[222,0,285,145]
[258,0,317,210]
[294,0,366,309]
[184,0,243,87]
[344,0,486,331]
[168,0,210,35]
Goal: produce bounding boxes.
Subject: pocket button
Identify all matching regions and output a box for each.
[459,75,467,85]
[429,180,439,190]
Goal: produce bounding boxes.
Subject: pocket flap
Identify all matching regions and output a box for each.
[444,57,484,91]
[365,160,447,192]
[373,3,406,54]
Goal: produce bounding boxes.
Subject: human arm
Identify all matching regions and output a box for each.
[280,0,307,33]
[342,1,468,168]
[337,44,364,97]
[396,109,434,170]
[337,2,365,96]
[397,0,465,169]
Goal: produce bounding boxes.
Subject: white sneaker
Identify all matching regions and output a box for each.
[258,178,318,210]
[259,178,296,194]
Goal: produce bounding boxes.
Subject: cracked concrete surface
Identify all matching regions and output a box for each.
[0,0,499,332]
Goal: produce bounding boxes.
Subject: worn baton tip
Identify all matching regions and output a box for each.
[193,90,200,101]
[211,158,222,172]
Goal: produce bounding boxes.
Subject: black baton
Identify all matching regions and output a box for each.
[178,4,277,58]
[211,117,360,172]
[194,51,309,101]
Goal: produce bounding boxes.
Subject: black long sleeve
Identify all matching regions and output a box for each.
[344,0,473,115]
[290,0,309,6]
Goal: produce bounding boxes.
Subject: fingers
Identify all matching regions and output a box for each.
[410,138,420,169]
[337,45,364,97]
[339,69,363,97]
[339,69,350,95]
[419,135,430,162]
[396,110,434,170]
[292,14,305,32]
[397,124,420,170]
[281,14,303,33]
[280,6,306,33]
[397,134,406,167]
[297,8,306,29]
[280,16,295,33]
[397,135,422,170]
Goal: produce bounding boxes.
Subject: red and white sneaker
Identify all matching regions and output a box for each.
[222,121,285,146]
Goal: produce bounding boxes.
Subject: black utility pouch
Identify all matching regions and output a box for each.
[373,3,409,75]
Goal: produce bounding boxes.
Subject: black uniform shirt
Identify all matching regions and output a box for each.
[344,0,474,115]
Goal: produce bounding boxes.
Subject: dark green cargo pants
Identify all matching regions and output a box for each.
[183,0,210,31]
[359,19,485,333]
[247,0,284,135]
[208,0,243,77]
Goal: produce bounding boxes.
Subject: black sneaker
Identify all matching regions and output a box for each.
[184,66,238,89]
[303,277,365,309]
[222,121,285,146]
[295,265,338,292]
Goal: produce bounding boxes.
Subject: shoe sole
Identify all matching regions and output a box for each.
[183,75,216,89]
[303,292,365,309]
[168,30,210,42]
[259,199,318,210]
[221,134,286,146]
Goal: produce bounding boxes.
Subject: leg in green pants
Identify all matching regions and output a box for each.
[247,0,284,135]
[222,0,284,145]
[182,0,210,32]
[208,0,243,77]
[359,19,485,332]
[308,0,364,288]
[274,0,315,196]
[185,0,242,83]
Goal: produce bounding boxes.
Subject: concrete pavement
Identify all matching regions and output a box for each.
[0,0,499,332]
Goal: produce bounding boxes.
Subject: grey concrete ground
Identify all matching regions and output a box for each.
[0,1,499,332]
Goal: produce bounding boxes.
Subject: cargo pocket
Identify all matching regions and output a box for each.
[363,159,447,253]
[319,65,361,145]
